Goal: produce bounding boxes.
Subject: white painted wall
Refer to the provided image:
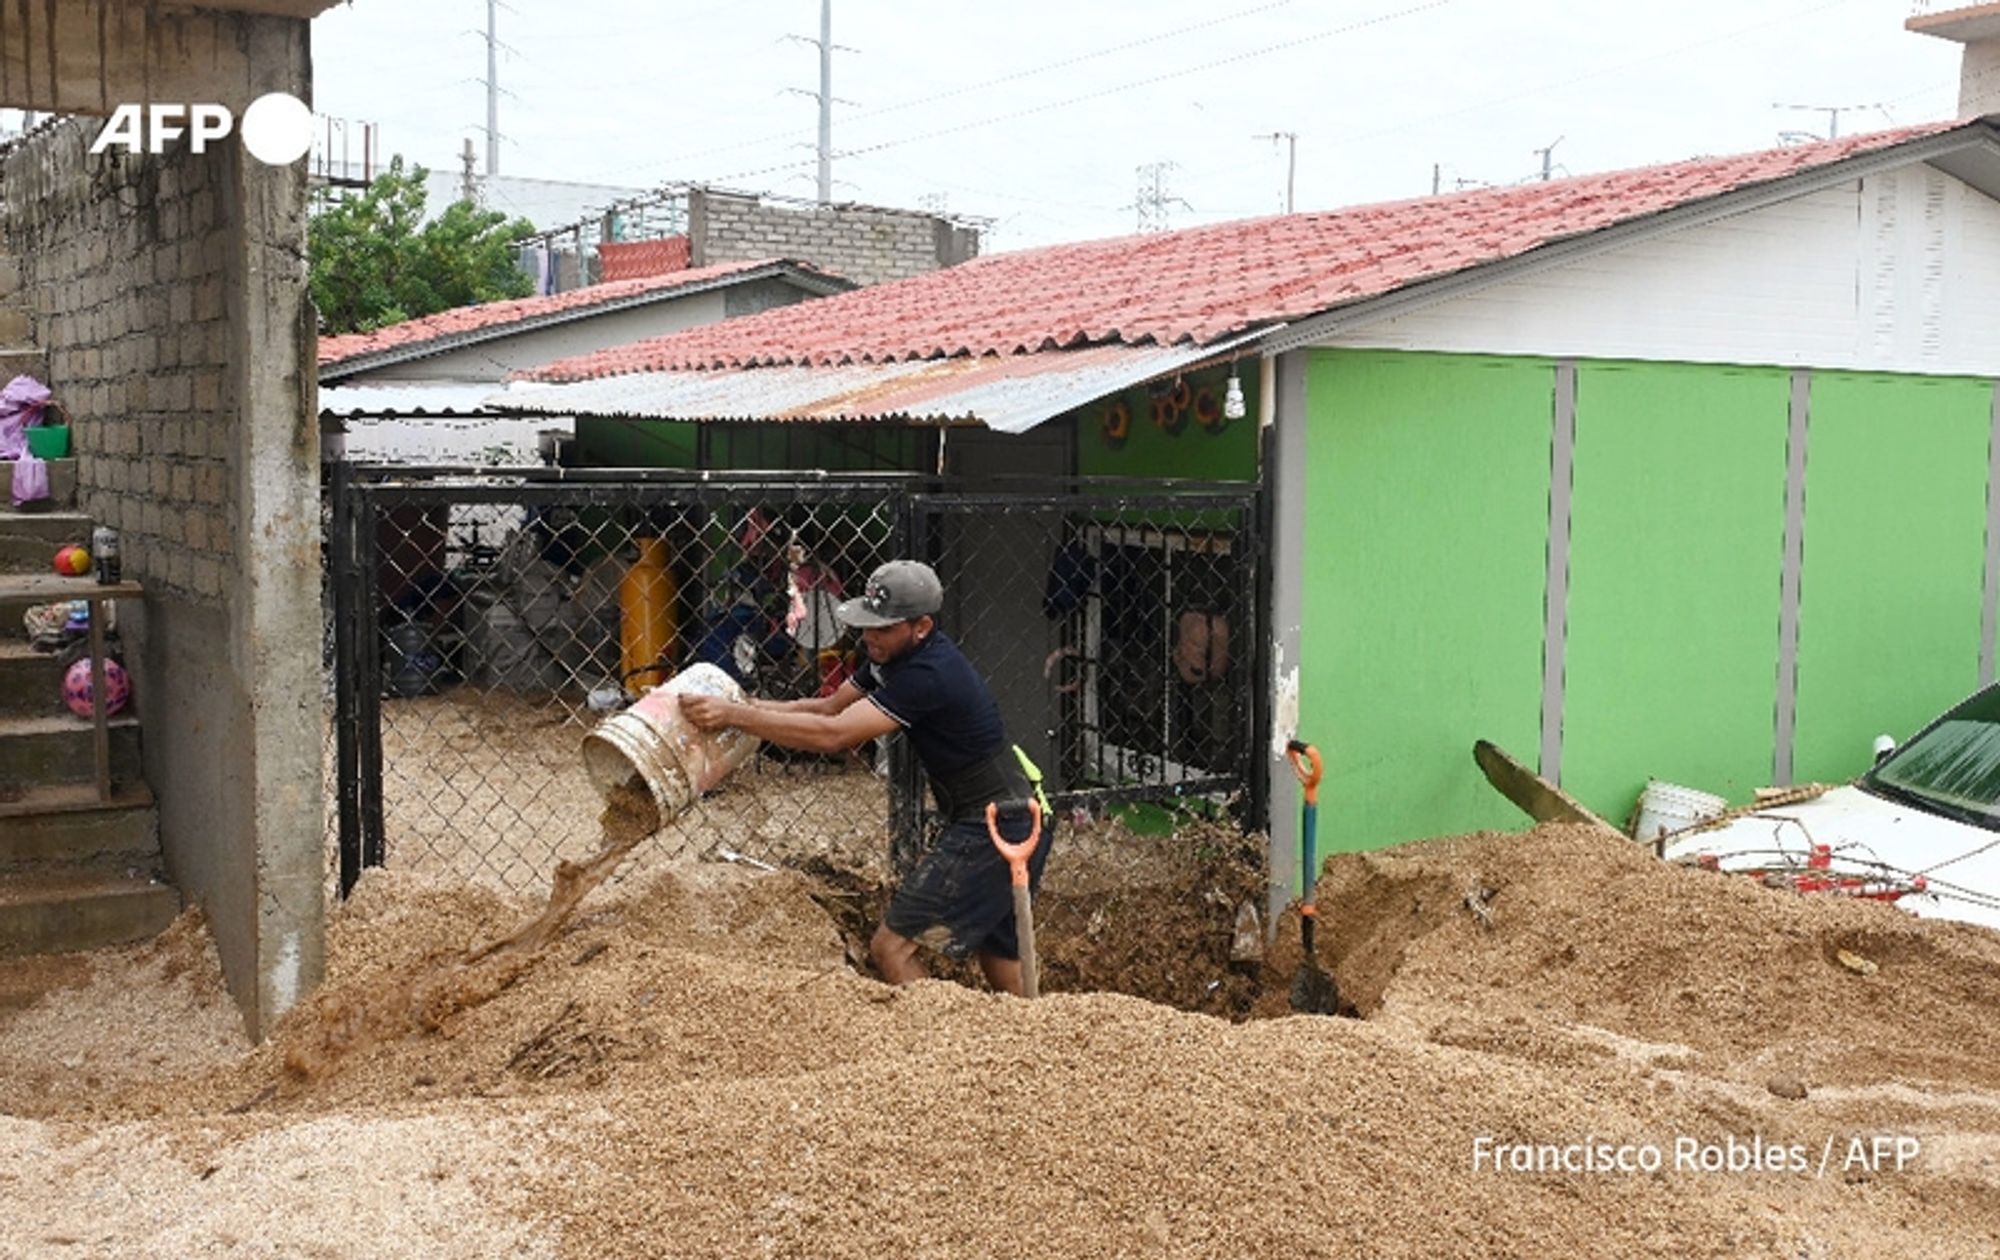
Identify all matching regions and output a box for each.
[364,289,732,382]
[1315,164,2000,378]
[339,414,570,465]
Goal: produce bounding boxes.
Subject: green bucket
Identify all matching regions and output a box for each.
[25,425,69,458]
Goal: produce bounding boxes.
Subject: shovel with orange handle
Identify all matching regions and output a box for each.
[1286,739,1340,1014]
[985,798,1044,999]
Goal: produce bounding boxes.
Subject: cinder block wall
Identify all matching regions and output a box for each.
[2,120,233,599]
[0,13,322,1042]
[689,188,979,286]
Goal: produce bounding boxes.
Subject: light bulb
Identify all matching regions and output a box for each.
[1222,373,1246,420]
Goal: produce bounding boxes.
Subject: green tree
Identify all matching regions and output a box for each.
[309,156,537,335]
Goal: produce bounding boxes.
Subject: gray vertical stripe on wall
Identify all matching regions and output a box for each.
[1774,370,1811,787]
[1540,362,1578,782]
[1266,351,1310,930]
[1984,379,2000,688]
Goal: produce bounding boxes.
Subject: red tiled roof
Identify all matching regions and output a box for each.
[525,122,1969,383]
[599,235,692,281]
[317,258,837,369]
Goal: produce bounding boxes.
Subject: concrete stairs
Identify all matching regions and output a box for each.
[0,312,178,956]
[0,454,76,509]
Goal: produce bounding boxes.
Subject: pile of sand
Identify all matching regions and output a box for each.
[4,822,1999,1258]
[1272,824,2000,1092]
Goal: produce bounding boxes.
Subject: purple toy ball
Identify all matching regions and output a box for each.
[63,658,131,718]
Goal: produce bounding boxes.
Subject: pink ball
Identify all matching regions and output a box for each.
[63,658,131,718]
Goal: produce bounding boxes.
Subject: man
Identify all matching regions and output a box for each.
[679,559,1052,996]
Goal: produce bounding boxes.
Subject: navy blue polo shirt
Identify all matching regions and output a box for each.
[854,631,1006,779]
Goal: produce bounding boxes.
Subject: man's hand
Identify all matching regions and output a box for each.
[674,685,897,754]
[678,693,738,732]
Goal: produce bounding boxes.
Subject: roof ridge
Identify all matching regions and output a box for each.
[319,257,829,369]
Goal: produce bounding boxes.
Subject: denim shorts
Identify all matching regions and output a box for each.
[884,810,1054,961]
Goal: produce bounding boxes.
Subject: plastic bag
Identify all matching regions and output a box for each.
[9,452,47,506]
[0,374,50,460]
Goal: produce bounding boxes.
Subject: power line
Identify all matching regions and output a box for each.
[584,0,1301,183]
[1328,0,1861,155]
[703,0,1460,189]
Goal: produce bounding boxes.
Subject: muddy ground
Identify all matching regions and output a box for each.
[5,819,2000,1258]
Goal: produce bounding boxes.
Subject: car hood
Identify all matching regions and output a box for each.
[1660,783,2000,930]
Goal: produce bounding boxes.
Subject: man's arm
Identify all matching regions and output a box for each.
[742,681,867,718]
[681,680,896,755]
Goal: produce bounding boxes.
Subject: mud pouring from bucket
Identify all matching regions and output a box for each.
[581,662,762,849]
[287,665,766,1077]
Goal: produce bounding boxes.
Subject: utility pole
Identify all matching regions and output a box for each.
[1254,131,1298,213]
[1773,102,1880,141]
[461,138,479,204]
[817,0,832,202]
[786,1,858,204]
[1132,161,1192,233]
[484,0,501,176]
[1534,136,1564,182]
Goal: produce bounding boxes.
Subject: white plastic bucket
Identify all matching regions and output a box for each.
[1632,779,1728,842]
[580,663,761,843]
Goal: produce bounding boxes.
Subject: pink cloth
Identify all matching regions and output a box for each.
[0,374,50,460]
[10,453,47,506]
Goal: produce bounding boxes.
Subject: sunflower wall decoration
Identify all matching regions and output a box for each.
[1101,400,1131,449]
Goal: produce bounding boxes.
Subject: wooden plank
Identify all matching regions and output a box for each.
[0,574,143,610]
[87,597,109,803]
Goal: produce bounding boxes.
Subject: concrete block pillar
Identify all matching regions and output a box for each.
[139,11,322,1040]
[226,14,324,1037]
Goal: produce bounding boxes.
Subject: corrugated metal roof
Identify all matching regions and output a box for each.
[318,259,852,379]
[485,341,1256,435]
[320,382,512,418]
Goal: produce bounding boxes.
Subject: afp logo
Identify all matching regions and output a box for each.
[90,91,313,166]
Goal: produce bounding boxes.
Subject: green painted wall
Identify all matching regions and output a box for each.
[1299,350,1553,854]
[574,416,699,467]
[572,417,924,472]
[1075,365,1259,481]
[1560,363,1791,822]
[707,423,925,472]
[1793,372,1992,783]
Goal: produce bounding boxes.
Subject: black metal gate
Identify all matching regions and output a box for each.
[326,465,1265,896]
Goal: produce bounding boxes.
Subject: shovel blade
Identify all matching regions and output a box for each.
[1289,962,1340,1015]
[1472,739,1621,834]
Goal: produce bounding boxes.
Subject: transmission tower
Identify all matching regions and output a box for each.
[1132,161,1192,233]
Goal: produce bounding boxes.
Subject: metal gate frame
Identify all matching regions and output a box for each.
[328,465,1269,895]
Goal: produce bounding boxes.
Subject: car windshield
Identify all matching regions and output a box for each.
[1863,685,2000,826]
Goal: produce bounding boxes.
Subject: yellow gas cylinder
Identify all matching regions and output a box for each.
[619,536,677,693]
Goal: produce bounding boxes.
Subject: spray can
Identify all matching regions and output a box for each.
[91,525,120,585]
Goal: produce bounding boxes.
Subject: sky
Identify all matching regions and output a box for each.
[309,0,1969,252]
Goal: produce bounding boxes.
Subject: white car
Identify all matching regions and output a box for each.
[1663,684,2000,931]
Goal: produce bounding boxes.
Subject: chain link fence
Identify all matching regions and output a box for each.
[324,464,1269,995]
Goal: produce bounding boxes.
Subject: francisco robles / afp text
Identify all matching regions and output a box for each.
[1471,1134,1922,1177]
